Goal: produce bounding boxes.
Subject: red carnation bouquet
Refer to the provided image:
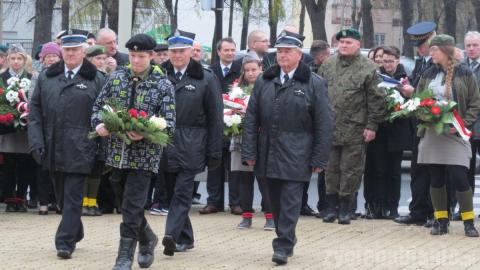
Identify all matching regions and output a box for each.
[89,101,170,146]
[0,77,31,129]
[223,82,252,137]
[389,90,471,140]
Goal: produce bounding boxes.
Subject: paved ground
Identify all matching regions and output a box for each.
[2,205,480,270]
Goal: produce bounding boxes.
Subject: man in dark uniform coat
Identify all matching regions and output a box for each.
[242,31,333,265]
[28,32,105,259]
[200,37,242,215]
[395,21,437,226]
[160,29,223,256]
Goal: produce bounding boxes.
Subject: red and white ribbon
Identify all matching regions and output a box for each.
[452,109,472,141]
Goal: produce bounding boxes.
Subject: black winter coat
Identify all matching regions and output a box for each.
[161,59,223,173]
[242,62,333,181]
[379,64,414,151]
[210,60,241,93]
[28,60,105,174]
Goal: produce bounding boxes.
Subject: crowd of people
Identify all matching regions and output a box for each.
[0,19,480,269]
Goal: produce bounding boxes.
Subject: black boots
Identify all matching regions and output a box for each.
[338,196,351,225]
[322,194,338,223]
[138,224,158,268]
[113,237,137,270]
[464,220,479,237]
[430,218,449,235]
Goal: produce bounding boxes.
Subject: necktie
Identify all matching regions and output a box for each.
[67,70,74,79]
[283,74,289,84]
[175,71,182,80]
[223,67,230,77]
[470,60,478,70]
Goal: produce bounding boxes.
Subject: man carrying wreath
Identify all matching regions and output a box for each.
[92,33,175,270]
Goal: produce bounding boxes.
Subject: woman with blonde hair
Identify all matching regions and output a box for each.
[0,44,36,212]
[401,35,480,237]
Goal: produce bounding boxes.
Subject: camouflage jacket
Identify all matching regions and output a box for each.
[318,51,386,145]
[91,64,175,173]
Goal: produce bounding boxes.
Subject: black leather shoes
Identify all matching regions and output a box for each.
[199,205,218,215]
[175,243,194,252]
[423,218,435,228]
[431,218,449,235]
[162,235,176,256]
[393,215,425,225]
[57,249,72,259]
[300,205,316,216]
[464,220,479,237]
[272,252,288,265]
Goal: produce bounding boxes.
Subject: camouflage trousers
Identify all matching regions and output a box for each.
[325,144,366,197]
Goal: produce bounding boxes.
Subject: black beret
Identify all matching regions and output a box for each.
[125,34,156,51]
[154,43,168,52]
[335,28,361,41]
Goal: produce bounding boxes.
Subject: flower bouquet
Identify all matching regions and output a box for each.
[0,77,31,131]
[384,87,405,115]
[388,90,471,140]
[89,101,170,146]
[223,83,252,137]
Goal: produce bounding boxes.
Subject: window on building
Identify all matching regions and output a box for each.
[375,33,386,46]
[392,18,401,27]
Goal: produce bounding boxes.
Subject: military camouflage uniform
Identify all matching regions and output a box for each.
[318,51,386,197]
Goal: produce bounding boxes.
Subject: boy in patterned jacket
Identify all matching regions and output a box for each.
[92,34,175,270]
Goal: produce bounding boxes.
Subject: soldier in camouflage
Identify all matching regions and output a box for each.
[92,34,175,270]
[318,28,386,225]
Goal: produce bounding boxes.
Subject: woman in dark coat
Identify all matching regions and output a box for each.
[0,44,35,213]
[363,46,413,219]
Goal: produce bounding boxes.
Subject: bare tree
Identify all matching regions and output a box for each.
[474,0,480,31]
[361,0,374,48]
[238,0,253,50]
[33,0,56,50]
[351,0,362,30]
[401,0,414,58]
[100,0,107,28]
[416,0,424,22]
[299,0,306,35]
[268,0,284,46]
[228,0,234,37]
[444,0,456,38]
[163,0,179,32]
[107,0,119,32]
[61,0,70,30]
[304,0,328,41]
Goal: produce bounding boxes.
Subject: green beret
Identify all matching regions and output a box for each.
[336,28,362,41]
[86,45,107,57]
[429,34,455,47]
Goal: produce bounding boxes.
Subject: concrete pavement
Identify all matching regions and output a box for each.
[1,206,480,269]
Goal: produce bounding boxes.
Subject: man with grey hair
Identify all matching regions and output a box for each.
[464,31,480,199]
[96,28,129,67]
[242,30,332,265]
[28,30,105,259]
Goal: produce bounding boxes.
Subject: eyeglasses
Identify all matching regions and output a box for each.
[382,60,398,64]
